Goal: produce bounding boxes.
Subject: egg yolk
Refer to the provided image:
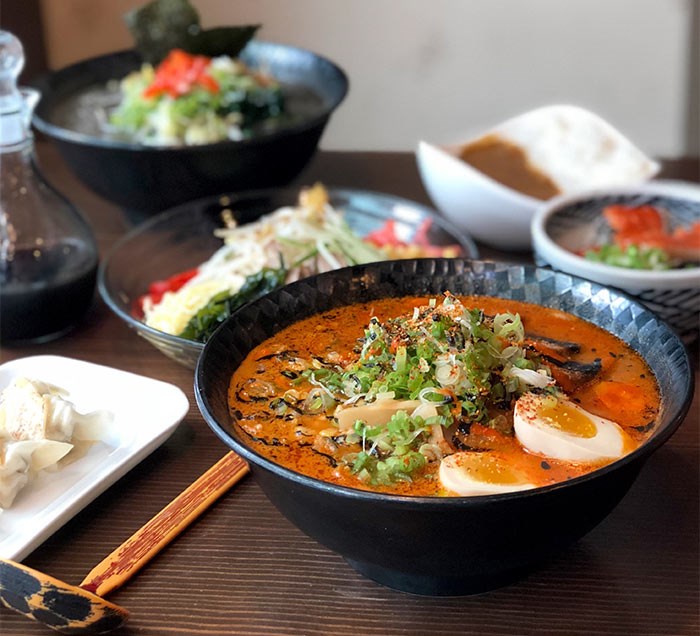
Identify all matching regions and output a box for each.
[461,455,525,485]
[538,401,597,438]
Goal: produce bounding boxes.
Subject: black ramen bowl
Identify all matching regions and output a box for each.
[32,42,348,213]
[195,259,693,596]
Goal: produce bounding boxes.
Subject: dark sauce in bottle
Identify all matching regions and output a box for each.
[0,239,97,344]
[0,32,99,345]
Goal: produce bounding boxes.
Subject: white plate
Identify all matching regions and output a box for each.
[0,355,189,561]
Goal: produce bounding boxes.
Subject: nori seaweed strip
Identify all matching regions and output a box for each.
[310,448,339,467]
[526,334,581,355]
[543,356,603,385]
[630,421,656,433]
[256,349,300,362]
[235,388,270,403]
[124,0,259,64]
[239,428,287,447]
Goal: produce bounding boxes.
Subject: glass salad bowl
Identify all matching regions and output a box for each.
[98,187,479,368]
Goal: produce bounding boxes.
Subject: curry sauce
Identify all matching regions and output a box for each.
[459,134,561,200]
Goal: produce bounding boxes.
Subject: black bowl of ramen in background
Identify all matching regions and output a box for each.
[32,42,348,213]
[195,259,693,596]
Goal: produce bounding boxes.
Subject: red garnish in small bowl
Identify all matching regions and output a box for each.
[602,204,700,262]
[143,49,219,99]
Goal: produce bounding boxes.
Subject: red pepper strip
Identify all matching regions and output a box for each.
[364,219,402,247]
[366,219,435,248]
[411,219,462,256]
[364,219,461,257]
[412,219,434,246]
[134,268,199,317]
[148,268,199,303]
[143,49,219,99]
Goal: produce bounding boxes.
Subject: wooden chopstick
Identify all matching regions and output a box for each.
[80,452,249,598]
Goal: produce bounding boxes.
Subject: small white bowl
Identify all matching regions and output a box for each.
[417,104,660,250]
[532,180,700,341]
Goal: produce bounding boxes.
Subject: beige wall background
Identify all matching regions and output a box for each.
[39,0,698,157]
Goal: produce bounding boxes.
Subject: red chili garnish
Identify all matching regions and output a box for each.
[389,336,403,353]
[143,49,219,99]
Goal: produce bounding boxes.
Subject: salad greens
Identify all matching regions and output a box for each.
[109,50,284,146]
[299,295,554,485]
[179,265,286,342]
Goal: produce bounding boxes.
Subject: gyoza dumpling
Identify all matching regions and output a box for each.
[0,377,112,443]
[0,376,113,510]
[44,392,112,442]
[0,377,46,440]
[0,439,73,509]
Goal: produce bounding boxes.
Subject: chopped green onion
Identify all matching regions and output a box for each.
[584,244,671,270]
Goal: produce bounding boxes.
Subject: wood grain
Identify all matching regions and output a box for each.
[0,145,697,635]
[81,452,249,597]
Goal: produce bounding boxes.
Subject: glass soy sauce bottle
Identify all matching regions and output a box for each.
[0,31,98,344]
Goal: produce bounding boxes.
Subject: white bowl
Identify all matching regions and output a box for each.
[417,104,660,251]
[532,180,700,341]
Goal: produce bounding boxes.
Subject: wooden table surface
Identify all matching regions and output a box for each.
[1,145,698,635]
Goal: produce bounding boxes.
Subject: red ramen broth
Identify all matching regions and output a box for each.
[228,295,660,496]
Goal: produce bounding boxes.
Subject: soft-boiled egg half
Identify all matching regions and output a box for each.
[439,451,536,496]
[514,392,630,462]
